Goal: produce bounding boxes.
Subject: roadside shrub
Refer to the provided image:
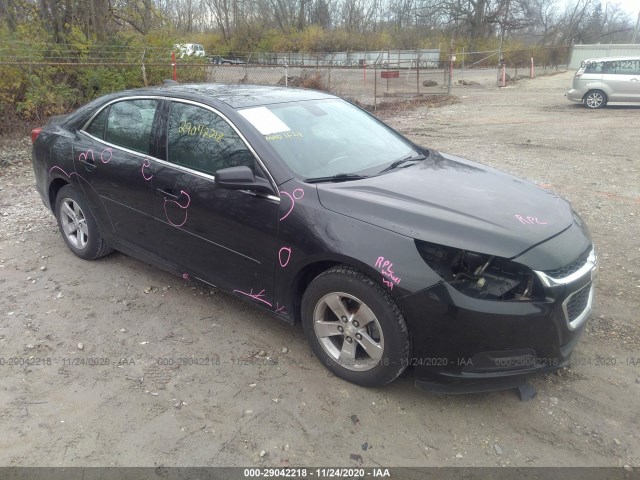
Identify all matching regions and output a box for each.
[17,73,80,122]
[300,72,326,90]
[79,66,141,96]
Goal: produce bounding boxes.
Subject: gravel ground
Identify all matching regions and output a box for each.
[0,71,639,468]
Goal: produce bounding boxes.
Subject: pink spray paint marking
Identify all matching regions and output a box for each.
[182,273,190,281]
[375,256,402,289]
[275,303,286,314]
[233,288,273,308]
[515,214,548,225]
[77,147,112,166]
[279,188,304,221]
[141,158,153,181]
[163,190,191,227]
[49,165,104,206]
[100,148,112,164]
[278,247,292,268]
[78,149,94,164]
[382,278,395,290]
[49,165,72,178]
[50,165,85,188]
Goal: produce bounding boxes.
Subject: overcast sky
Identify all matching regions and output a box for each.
[561,1,639,17]
[616,0,640,16]
[593,0,639,16]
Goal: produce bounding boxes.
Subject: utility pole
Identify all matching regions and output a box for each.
[448,37,454,95]
[497,0,511,86]
[633,10,640,44]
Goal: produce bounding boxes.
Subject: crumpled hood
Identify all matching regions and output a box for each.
[316,151,574,258]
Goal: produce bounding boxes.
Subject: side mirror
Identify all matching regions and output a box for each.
[214,166,273,194]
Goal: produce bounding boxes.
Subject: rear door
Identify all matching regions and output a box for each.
[605,59,640,102]
[75,98,161,253]
[153,99,281,306]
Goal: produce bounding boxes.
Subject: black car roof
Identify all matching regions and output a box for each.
[113,83,337,109]
[59,84,339,130]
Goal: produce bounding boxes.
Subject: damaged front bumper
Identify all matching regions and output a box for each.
[398,248,597,394]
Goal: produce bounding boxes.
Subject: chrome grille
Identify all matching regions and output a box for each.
[544,249,591,279]
[562,283,593,330]
[534,248,597,288]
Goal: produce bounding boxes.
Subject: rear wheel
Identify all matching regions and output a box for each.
[584,90,607,109]
[301,266,410,387]
[55,185,113,260]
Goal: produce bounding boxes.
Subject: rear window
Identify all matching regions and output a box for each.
[583,61,604,73]
[103,99,159,154]
[85,107,108,139]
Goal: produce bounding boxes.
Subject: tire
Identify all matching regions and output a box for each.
[301,266,410,387]
[584,90,607,109]
[54,185,113,260]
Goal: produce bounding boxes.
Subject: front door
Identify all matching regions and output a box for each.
[153,100,281,308]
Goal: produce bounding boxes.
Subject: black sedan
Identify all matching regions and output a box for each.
[31,84,597,392]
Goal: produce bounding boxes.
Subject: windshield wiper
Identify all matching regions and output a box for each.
[378,154,426,175]
[304,173,369,184]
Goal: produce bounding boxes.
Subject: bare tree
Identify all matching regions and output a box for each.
[110,0,163,35]
[206,0,233,39]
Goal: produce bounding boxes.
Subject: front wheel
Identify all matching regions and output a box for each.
[584,90,607,109]
[301,266,410,387]
[55,185,113,260]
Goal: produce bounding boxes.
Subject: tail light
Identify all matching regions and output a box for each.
[31,128,42,144]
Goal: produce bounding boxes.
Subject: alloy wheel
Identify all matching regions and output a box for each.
[59,198,89,249]
[312,292,385,371]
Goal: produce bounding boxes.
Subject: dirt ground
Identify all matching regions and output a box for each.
[0,71,639,468]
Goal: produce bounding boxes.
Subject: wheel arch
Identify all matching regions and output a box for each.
[583,86,609,101]
[290,260,341,324]
[289,255,395,324]
[48,177,70,212]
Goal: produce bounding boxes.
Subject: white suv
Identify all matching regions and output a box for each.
[174,43,206,58]
[566,57,640,109]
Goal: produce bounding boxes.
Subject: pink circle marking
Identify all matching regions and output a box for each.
[164,190,191,227]
[278,247,292,268]
[100,148,112,164]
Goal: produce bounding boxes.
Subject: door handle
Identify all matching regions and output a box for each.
[156,188,180,199]
[78,152,96,171]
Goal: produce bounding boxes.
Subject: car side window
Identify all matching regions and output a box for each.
[85,106,109,140]
[617,60,640,76]
[104,100,158,154]
[600,60,640,76]
[585,61,603,74]
[167,102,256,176]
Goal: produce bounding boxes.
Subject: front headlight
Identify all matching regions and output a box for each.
[415,240,544,301]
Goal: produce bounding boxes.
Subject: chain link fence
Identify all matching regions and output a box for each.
[204,44,571,106]
[206,61,449,107]
[0,41,572,129]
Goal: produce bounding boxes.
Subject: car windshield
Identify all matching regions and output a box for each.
[239,99,420,179]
